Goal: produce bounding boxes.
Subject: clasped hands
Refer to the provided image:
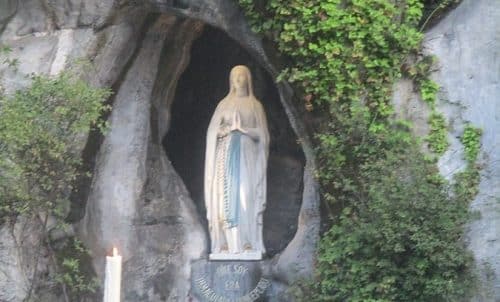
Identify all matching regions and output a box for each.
[217,112,257,139]
[230,112,247,134]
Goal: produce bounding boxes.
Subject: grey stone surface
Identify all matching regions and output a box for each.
[0,7,145,93]
[80,15,170,268]
[394,0,500,300]
[0,0,117,40]
[392,79,432,141]
[0,217,48,302]
[424,1,500,300]
[80,16,207,302]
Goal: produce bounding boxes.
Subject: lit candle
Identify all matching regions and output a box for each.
[104,247,122,302]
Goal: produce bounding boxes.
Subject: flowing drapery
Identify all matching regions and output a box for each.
[204,66,269,256]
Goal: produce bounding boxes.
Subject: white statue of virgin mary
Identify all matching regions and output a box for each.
[204,65,269,260]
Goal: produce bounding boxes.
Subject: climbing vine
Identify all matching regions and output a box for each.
[454,123,482,203]
[238,0,475,300]
[461,124,482,164]
[405,55,449,155]
[426,112,448,154]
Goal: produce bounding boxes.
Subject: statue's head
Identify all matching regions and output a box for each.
[229,65,253,98]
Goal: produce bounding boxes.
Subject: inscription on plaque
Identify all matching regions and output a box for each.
[191,261,270,302]
[216,264,248,276]
[225,280,240,290]
[195,277,270,302]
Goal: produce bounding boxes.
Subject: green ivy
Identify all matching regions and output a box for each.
[419,78,449,155]
[454,123,482,204]
[426,112,449,155]
[241,0,423,115]
[461,124,482,164]
[238,0,475,300]
[420,79,439,105]
[405,56,449,156]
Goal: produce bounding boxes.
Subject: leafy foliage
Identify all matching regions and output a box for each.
[426,112,449,155]
[420,79,439,105]
[0,71,111,298]
[241,0,423,115]
[0,72,111,220]
[461,124,482,164]
[238,0,476,300]
[454,123,482,204]
[55,238,99,297]
[404,55,449,155]
[316,145,473,301]
[453,168,480,204]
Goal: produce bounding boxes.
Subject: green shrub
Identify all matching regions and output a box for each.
[0,71,111,298]
[316,145,473,301]
[0,72,111,220]
[238,0,476,300]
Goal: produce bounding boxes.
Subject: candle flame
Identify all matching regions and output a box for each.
[112,247,118,257]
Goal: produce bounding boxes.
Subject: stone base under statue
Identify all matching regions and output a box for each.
[209,251,262,261]
[190,259,270,302]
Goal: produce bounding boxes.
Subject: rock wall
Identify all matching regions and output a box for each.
[79,15,208,301]
[0,217,47,302]
[395,0,500,300]
[425,1,500,300]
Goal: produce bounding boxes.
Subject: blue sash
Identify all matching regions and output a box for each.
[223,131,241,228]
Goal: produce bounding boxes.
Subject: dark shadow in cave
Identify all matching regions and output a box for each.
[163,25,305,257]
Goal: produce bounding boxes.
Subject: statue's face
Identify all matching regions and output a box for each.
[232,70,248,95]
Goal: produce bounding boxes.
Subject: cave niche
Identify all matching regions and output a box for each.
[163,25,304,257]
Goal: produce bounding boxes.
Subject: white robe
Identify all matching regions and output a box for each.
[204,77,269,257]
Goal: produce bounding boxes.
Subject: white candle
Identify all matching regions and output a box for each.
[104,247,122,302]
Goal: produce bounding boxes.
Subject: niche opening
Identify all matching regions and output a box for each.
[163,25,304,257]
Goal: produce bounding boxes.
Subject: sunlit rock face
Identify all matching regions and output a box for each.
[0,0,319,301]
[426,1,500,300]
[394,0,500,300]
